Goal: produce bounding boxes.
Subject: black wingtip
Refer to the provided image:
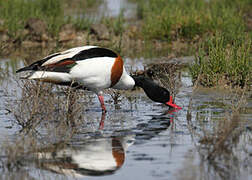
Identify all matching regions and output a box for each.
[16,66,33,73]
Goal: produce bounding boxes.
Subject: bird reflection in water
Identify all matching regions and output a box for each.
[35,135,134,178]
[33,109,176,178]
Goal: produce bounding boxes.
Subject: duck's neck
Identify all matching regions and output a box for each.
[132,75,159,90]
[112,73,135,90]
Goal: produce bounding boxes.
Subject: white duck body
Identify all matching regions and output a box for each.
[22,46,135,93]
[27,71,72,83]
[70,57,135,92]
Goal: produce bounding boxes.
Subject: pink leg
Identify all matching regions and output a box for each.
[99,112,106,130]
[98,95,107,113]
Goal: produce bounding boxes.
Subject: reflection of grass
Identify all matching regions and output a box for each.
[196,102,228,112]
[199,112,242,158]
[185,75,250,179]
[187,112,251,179]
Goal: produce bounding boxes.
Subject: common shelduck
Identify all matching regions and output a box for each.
[16,46,182,112]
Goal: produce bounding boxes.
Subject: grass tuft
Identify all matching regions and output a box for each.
[0,0,64,37]
[139,0,250,42]
[0,0,100,38]
[189,34,251,87]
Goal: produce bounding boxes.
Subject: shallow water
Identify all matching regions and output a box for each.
[0,55,251,180]
[99,0,137,18]
[74,0,137,21]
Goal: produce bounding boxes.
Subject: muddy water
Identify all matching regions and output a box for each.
[0,56,251,180]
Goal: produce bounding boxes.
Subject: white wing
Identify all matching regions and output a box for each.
[41,46,97,66]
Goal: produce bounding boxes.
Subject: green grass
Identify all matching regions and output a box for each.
[140,0,250,42]
[138,0,252,87]
[71,15,94,31]
[0,0,101,38]
[0,0,64,37]
[189,34,251,87]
